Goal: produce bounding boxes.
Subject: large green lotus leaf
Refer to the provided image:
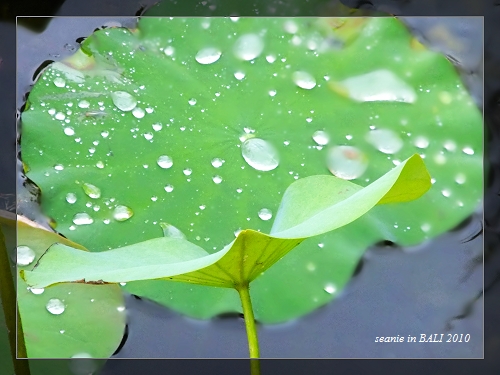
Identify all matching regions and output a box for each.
[21,17,482,323]
[14,218,125,358]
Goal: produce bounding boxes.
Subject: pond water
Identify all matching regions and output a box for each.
[13,15,486,362]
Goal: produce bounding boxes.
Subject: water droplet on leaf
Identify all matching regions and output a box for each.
[292,71,316,90]
[82,183,101,199]
[46,298,65,315]
[73,213,94,225]
[312,130,330,146]
[113,205,133,221]
[111,91,137,111]
[258,208,272,221]
[233,34,264,61]
[157,155,173,169]
[16,246,35,266]
[326,145,368,180]
[365,129,403,154]
[195,47,221,64]
[241,138,280,171]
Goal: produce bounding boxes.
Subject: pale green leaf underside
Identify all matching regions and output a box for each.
[23,154,430,289]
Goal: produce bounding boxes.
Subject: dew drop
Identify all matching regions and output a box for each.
[82,183,101,199]
[66,193,77,204]
[306,262,316,271]
[160,223,186,239]
[258,208,273,221]
[268,90,277,97]
[157,155,173,169]
[46,298,65,315]
[195,47,221,64]
[73,213,93,225]
[151,196,158,202]
[233,34,264,61]
[421,223,431,232]
[29,287,45,295]
[183,168,192,176]
[338,69,416,103]
[292,71,316,90]
[265,55,276,63]
[365,129,403,154]
[212,175,223,184]
[462,147,474,155]
[164,185,174,193]
[441,189,451,197]
[96,161,105,169]
[101,131,109,138]
[241,138,280,171]
[16,246,35,266]
[143,132,153,141]
[152,123,163,132]
[312,130,330,146]
[444,140,456,152]
[324,283,337,294]
[318,243,324,248]
[113,205,133,221]
[55,112,66,121]
[53,77,66,87]
[234,71,245,80]
[211,158,224,168]
[326,145,368,180]
[414,136,429,149]
[78,100,90,109]
[188,98,197,106]
[132,107,145,119]
[455,173,466,184]
[64,127,75,136]
[283,20,299,34]
[111,91,137,111]
[54,164,64,171]
[164,46,175,56]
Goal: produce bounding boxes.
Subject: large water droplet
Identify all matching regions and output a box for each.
[324,283,337,294]
[29,287,45,295]
[233,34,264,61]
[53,77,66,87]
[195,47,221,64]
[152,123,163,131]
[292,71,316,90]
[113,205,133,221]
[312,130,330,146]
[157,155,173,169]
[46,298,65,315]
[66,193,77,204]
[111,91,137,111]
[414,136,429,149]
[73,213,94,225]
[160,223,186,239]
[241,138,280,171]
[78,100,90,109]
[17,246,35,266]
[337,69,416,103]
[365,129,403,154]
[132,107,145,119]
[82,183,101,199]
[234,71,245,80]
[211,158,224,168]
[326,145,368,180]
[258,208,273,221]
[64,127,75,136]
